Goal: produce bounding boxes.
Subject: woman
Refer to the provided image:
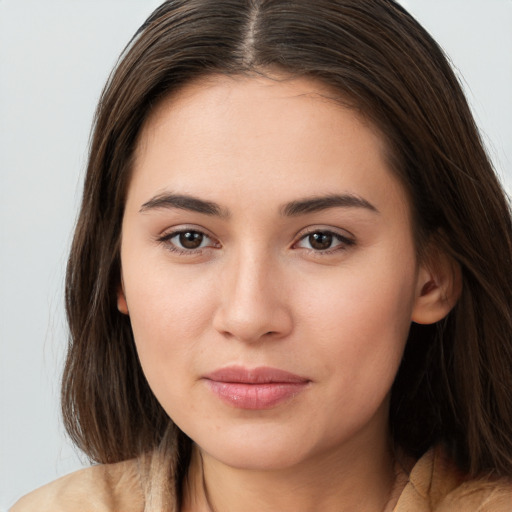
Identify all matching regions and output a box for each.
[12,0,512,510]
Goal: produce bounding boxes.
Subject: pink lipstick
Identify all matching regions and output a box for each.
[203,366,310,410]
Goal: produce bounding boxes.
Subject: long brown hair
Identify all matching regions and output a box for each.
[63,0,512,492]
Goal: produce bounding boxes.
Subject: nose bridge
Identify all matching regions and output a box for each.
[213,243,292,343]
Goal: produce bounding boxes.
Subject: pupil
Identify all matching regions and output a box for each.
[179,231,203,249]
[309,232,332,250]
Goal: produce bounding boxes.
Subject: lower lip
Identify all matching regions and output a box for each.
[205,380,308,410]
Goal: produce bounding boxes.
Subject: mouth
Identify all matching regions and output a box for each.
[202,366,310,410]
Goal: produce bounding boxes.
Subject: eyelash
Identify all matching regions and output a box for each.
[293,229,356,255]
[157,228,219,256]
[156,227,355,256]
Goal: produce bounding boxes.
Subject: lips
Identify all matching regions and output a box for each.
[203,366,310,410]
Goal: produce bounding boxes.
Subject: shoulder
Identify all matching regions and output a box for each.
[396,447,512,511]
[10,458,144,512]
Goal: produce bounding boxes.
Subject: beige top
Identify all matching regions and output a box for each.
[11,448,512,511]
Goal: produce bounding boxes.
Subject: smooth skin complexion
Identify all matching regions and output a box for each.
[118,75,459,512]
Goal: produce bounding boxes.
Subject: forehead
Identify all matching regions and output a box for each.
[129,74,409,221]
[136,73,384,157]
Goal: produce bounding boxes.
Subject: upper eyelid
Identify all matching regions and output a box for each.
[156,227,220,251]
[157,225,216,240]
[294,232,354,246]
[294,225,355,241]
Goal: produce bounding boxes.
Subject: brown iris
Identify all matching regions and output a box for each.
[179,231,204,249]
[309,232,333,250]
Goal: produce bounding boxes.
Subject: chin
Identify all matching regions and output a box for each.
[188,421,327,471]
[205,443,308,471]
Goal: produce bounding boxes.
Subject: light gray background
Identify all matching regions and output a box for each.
[1,1,511,509]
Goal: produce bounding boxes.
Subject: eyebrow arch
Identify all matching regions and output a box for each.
[281,194,379,216]
[139,193,229,217]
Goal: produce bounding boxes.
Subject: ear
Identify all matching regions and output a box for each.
[117,277,129,315]
[411,248,462,325]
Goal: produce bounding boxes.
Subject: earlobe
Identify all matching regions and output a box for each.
[117,278,129,315]
[411,250,462,325]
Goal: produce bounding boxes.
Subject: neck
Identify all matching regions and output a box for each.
[182,433,407,512]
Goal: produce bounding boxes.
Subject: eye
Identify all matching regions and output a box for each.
[158,228,219,253]
[295,230,354,252]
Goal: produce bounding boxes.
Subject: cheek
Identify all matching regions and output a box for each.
[124,273,219,423]
[285,262,416,446]
[298,256,417,385]
[122,260,218,380]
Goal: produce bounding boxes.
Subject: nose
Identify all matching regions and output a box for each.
[212,250,293,344]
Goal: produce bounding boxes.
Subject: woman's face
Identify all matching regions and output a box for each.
[119,75,426,470]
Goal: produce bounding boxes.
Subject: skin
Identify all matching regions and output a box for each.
[118,75,456,511]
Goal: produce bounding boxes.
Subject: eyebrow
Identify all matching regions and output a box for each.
[280,194,379,216]
[139,192,378,217]
[140,193,229,217]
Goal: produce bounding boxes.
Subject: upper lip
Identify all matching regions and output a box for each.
[203,366,310,384]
